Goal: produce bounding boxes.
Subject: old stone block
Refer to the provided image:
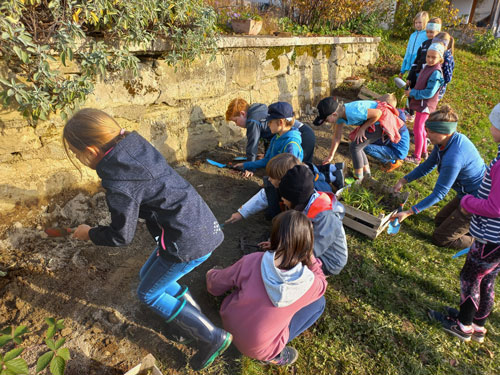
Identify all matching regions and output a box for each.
[226,50,258,89]
[0,127,41,156]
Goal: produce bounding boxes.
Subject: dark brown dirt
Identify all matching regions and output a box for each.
[0,120,356,374]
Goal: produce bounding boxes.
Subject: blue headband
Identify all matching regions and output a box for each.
[429,43,445,57]
[426,22,441,31]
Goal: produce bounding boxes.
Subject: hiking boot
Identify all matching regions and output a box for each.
[404,156,421,165]
[427,309,472,342]
[444,306,487,343]
[169,302,232,370]
[384,160,403,173]
[265,346,298,366]
[333,167,345,190]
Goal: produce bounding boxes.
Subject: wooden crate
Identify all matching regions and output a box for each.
[336,178,409,239]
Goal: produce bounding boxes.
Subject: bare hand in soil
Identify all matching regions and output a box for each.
[73,224,91,240]
[322,155,334,165]
[393,178,406,193]
[226,212,243,224]
[258,241,271,250]
[233,163,244,169]
[242,170,254,178]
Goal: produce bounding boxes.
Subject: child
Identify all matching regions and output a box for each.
[226,153,344,223]
[226,98,316,163]
[234,102,303,177]
[314,97,404,180]
[279,165,348,276]
[428,103,500,342]
[207,210,327,365]
[64,109,231,370]
[407,17,442,89]
[433,32,455,100]
[364,93,410,172]
[404,43,445,164]
[400,11,429,76]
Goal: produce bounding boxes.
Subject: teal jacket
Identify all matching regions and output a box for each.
[243,128,303,171]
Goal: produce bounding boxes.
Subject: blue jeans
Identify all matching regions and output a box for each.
[287,296,326,343]
[364,144,398,164]
[137,248,211,320]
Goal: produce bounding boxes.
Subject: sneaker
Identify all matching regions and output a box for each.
[265,346,298,366]
[404,156,421,165]
[427,309,472,342]
[384,160,403,173]
[444,307,486,343]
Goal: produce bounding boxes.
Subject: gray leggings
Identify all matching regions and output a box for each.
[349,125,383,169]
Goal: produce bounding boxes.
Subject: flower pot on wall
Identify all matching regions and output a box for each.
[231,19,263,35]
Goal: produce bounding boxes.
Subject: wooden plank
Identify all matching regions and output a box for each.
[357,94,372,100]
[342,216,378,239]
[344,205,382,227]
[359,86,381,99]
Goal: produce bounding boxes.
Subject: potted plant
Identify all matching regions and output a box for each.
[230,12,263,35]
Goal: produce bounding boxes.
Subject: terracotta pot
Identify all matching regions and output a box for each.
[231,19,263,35]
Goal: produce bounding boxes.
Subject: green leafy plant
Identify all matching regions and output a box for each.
[0,318,70,375]
[0,0,217,123]
[340,183,387,216]
[470,30,500,57]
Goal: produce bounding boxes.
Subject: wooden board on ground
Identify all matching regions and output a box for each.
[358,86,381,101]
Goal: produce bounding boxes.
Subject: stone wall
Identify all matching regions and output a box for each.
[0,35,379,215]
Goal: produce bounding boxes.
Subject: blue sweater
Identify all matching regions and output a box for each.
[243,128,303,171]
[401,30,428,74]
[405,132,486,213]
[89,132,224,262]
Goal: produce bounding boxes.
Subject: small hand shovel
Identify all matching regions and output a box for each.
[206,159,243,171]
[44,227,74,237]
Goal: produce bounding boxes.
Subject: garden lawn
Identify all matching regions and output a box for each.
[236,39,500,375]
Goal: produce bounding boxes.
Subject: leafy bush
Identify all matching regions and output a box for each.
[0,0,217,122]
[0,318,69,375]
[392,0,460,39]
[470,30,500,57]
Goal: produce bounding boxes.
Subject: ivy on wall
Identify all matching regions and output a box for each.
[0,0,218,123]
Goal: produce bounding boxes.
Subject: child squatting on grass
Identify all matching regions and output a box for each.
[64,109,231,371]
[234,102,303,178]
[392,105,486,250]
[428,103,500,343]
[226,98,316,163]
[207,210,327,366]
[226,153,344,223]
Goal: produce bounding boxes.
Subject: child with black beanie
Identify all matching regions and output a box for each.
[279,165,348,276]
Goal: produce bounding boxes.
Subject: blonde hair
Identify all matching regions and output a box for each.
[434,31,454,56]
[414,11,429,28]
[266,153,301,179]
[63,108,128,169]
[378,93,397,108]
[428,105,459,122]
[225,98,249,121]
[428,17,442,26]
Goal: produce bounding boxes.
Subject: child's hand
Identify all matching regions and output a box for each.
[258,241,271,250]
[226,212,243,224]
[460,205,471,216]
[242,170,254,178]
[233,163,244,169]
[206,267,222,290]
[393,178,407,193]
[322,155,334,165]
[391,210,413,223]
[404,89,411,97]
[73,224,91,241]
[256,153,265,160]
[354,128,367,144]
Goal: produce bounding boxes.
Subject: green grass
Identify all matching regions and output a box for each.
[232,39,500,375]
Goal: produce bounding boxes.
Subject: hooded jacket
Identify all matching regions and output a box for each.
[401,30,428,74]
[245,103,273,162]
[206,251,326,361]
[89,132,224,262]
[304,192,348,275]
[243,128,303,171]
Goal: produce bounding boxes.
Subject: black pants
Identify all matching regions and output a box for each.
[298,124,316,163]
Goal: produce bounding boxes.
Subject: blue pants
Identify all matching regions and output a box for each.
[287,296,326,343]
[137,248,211,320]
[364,144,398,164]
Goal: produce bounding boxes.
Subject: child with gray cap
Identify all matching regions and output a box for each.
[278,165,348,276]
[428,103,500,343]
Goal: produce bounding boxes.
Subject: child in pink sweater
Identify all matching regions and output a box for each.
[206,210,327,365]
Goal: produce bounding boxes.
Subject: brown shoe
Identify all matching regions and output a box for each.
[384,160,403,172]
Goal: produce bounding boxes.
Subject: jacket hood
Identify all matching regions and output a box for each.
[246,103,268,124]
[96,132,163,182]
[260,251,315,308]
[305,191,345,218]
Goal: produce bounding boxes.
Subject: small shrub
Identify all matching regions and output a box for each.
[470,30,500,57]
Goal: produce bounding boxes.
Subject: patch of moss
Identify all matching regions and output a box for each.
[265,46,292,70]
[290,44,333,65]
[123,79,158,97]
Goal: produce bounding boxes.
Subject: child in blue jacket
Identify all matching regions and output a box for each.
[65,109,231,371]
[234,102,303,177]
[400,11,429,76]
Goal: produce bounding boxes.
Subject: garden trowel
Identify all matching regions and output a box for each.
[44,227,74,237]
